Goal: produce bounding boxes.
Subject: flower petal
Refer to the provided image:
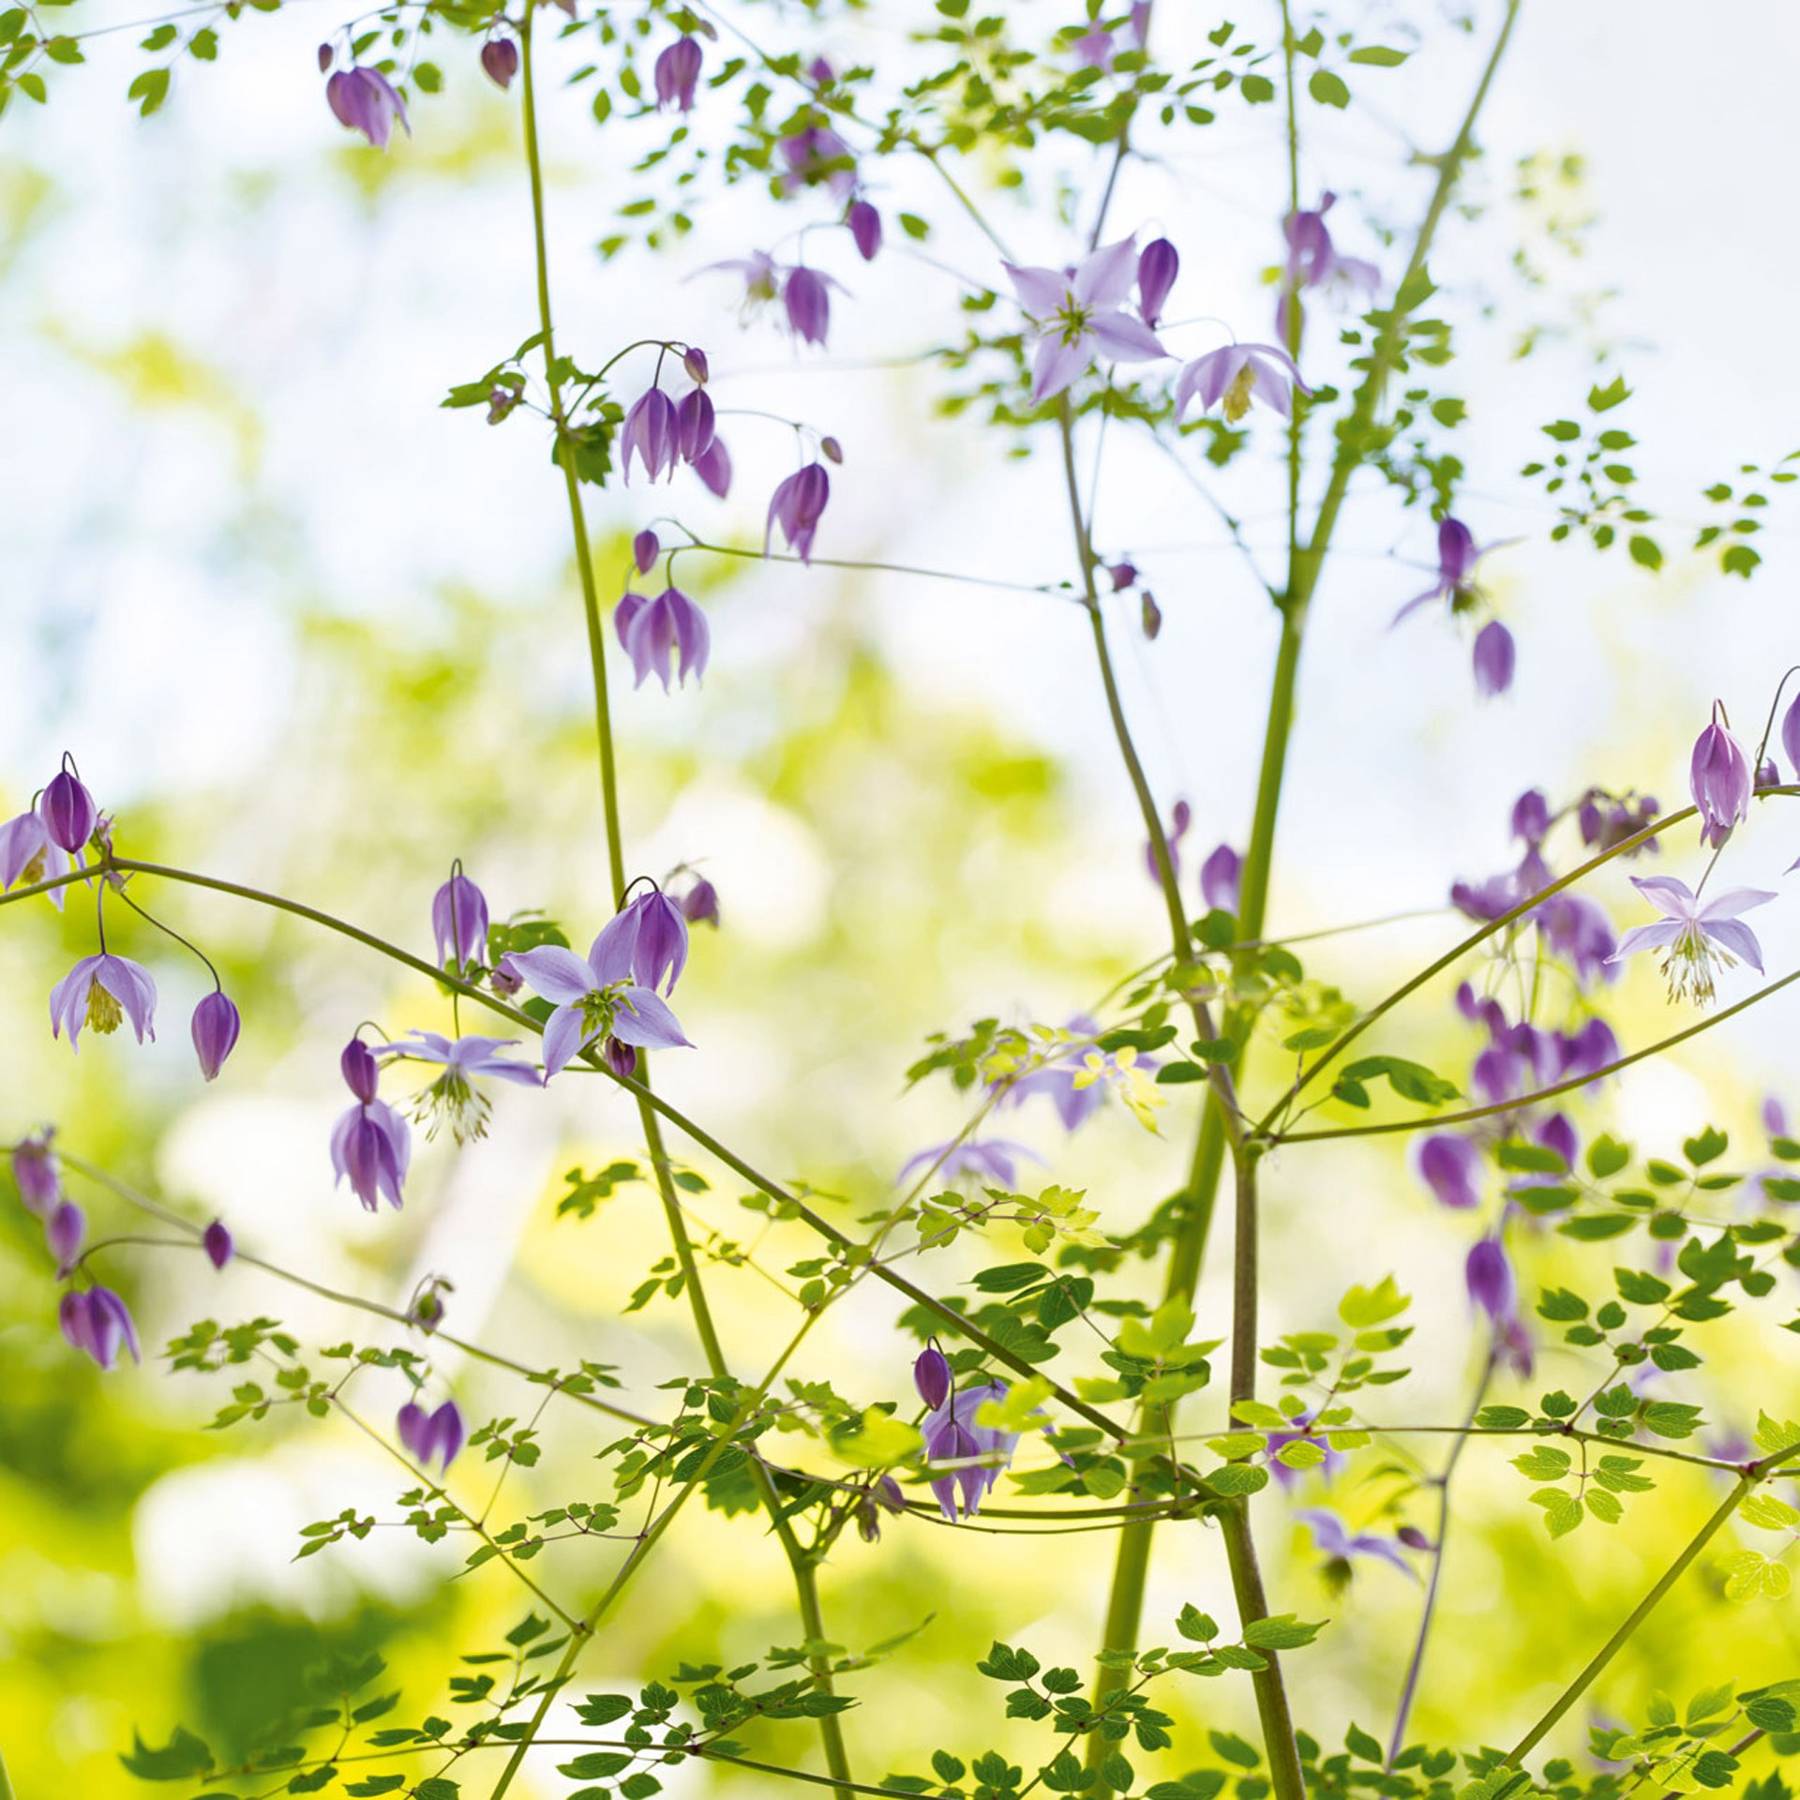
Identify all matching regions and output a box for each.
[1697,887,1778,922]
[608,985,693,1049]
[509,945,597,1005]
[1607,920,1682,961]
[1703,917,1765,973]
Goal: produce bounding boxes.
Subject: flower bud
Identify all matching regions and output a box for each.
[603,1037,638,1079]
[633,529,661,575]
[1108,560,1137,590]
[913,1343,951,1410]
[191,990,242,1082]
[42,761,96,854]
[676,386,716,464]
[317,41,333,71]
[490,955,524,998]
[203,1219,234,1269]
[681,876,720,927]
[432,869,490,970]
[847,199,882,262]
[783,267,831,347]
[682,345,710,385]
[820,436,844,465]
[1136,237,1179,328]
[341,1037,381,1105]
[1471,620,1515,698]
[480,35,518,89]
[12,1130,60,1216]
[1140,591,1161,640]
[1396,1524,1433,1552]
[46,1199,85,1271]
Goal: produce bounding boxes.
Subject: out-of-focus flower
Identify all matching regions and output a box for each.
[614,587,710,691]
[1266,1411,1345,1489]
[398,1398,465,1473]
[766,462,831,562]
[997,1018,1109,1133]
[1496,1315,1534,1378]
[480,36,518,89]
[675,386,716,464]
[1144,798,1191,884]
[1689,701,1751,848]
[332,1036,411,1211]
[782,266,838,346]
[1,805,74,908]
[42,760,97,854]
[387,1030,542,1143]
[682,345,709,384]
[1578,789,1660,856]
[913,1343,951,1410]
[1608,875,1774,1006]
[1200,843,1242,914]
[203,1219,234,1269]
[432,868,490,970]
[50,953,157,1049]
[1512,789,1552,845]
[653,35,702,111]
[326,65,410,148]
[1136,238,1179,328]
[857,1473,907,1542]
[12,1130,60,1215]
[46,1199,84,1272]
[922,1379,1018,1520]
[633,529,661,575]
[1141,592,1162,639]
[1004,239,1167,404]
[1782,692,1800,782]
[848,199,882,261]
[680,876,720,927]
[508,938,692,1079]
[1394,517,1519,625]
[1296,1508,1415,1588]
[621,386,680,483]
[190,991,241,1081]
[896,1138,1042,1189]
[1465,1236,1515,1322]
[1557,1016,1621,1084]
[603,1038,638,1079]
[60,1286,140,1370]
[1174,342,1306,423]
[693,436,732,497]
[1276,192,1379,342]
[778,124,856,199]
[1472,621,1516,698]
[1418,1133,1481,1210]
[1536,892,1618,988]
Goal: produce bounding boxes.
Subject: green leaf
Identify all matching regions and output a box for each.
[1474,1405,1530,1429]
[1243,1614,1325,1650]
[1627,535,1662,571]
[1338,1275,1410,1328]
[1347,45,1408,65]
[120,1727,214,1780]
[126,66,171,116]
[1307,67,1350,107]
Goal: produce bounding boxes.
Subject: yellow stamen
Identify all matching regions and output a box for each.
[1223,363,1257,423]
[86,979,123,1035]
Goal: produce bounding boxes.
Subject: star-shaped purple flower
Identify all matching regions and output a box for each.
[1003,239,1167,404]
[509,932,692,1079]
[1608,874,1775,1006]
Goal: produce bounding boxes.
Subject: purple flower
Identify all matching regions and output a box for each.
[1418,1133,1481,1210]
[1465,1237,1515,1322]
[1557,1016,1621,1084]
[1394,518,1513,624]
[203,1219,234,1269]
[1782,692,1800,781]
[332,1097,411,1212]
[1200,843,1242,914]
[12,1130,60,1215]
[589,888,690,995]
[766,462,831,563]
[0,805,74,909]
[913,1343,951,1410]
[896,1138,1041,1189]
[432,869,490,969]
[1276,192,1379,341]
[1003,239,1168,404]
[1298,1510,1415,1588]
[1472,621,1516,698]
[680,876,720,927]
[508,935,692,1079]
[42,760,97,854]
[782,266,837,347]
[326,65,410,149]
[1070,22,1114,68]
[1690,701,1752,849]
[676,386,716,464]
[922,1379,1018,1520]
[1764,1095,1789,1139]
[342,1035,381,1103]
[50,953,157,1049]
[603,1037,638,1079]
[848,199,882,262]
[1511,789,1551,845]
[995,1017,1142,1135]
[386,1030,542,1143]
[480,36,518,89]
[60,1286,140,1370]
[1266,1412,1344,1489]
[613,587,710,691]
[398,1398,465,1473]
[621,387,680,483]
[1496,1315,1534,1379]
[702,250,782,316]
[191,990,242,1082]
[778,125,855,200]
[653,35,702,111]
[1535,892,1618,988]
[1136,238,1178,328]
[692,436,732,498]
[1450,872,1520,923]
[1144,798,1191,884]
[633,529,661,574]
[46,1199,84,1272]
[1579,790,1660,855]
[1174,342,1306,423]
[1609,875,1774,1006]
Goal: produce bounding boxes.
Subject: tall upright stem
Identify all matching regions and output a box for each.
[517,13,852,1792]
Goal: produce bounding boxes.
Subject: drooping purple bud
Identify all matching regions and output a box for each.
[1690,700,1752,848]
[326,64,410,150]
[633,529,661,575]
[1136,238,1179,328]
[692,436,732,498]
[603,1037,638,1079]
[1465,1237,1515,1323]
[432,869,490,969]
[675,386,716,464]
[46,1199,85,1271]
[490,954,525,998]
[61,1286,140,1370]
[847,199,882,262]
[203,1218,234,1269]
[808,55,835,85]
[653,35,703,112]
[1418,1133,1481,1209]
[631,889,690,995]
[396,1400,430,1461]
[1108,560,1138,591]
[1199,843,1242,914]
[424,1398,465,1471]
[191,990,242,1082]
[317,41,334,72]
[681,877,720,926]
[765,462,831,562]
[621,386,680,484]
[1782,693,1800,782]
[1396,1524,1433,1552]
[341,1037,381,1105]
[1472,621,1515,698]
[1141,592,1162,639]
[1535,1111,1578,1170]
[1510,789,1551,846]
[480,36,519,89]
[820,435,844,465]
[783,267,831,346]
[12,1130,60,1216]
[42,762,96,854]
[682,345,709,385]
[914,1344,952,1410]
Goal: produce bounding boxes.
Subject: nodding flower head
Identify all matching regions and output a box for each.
[653,34,703,111]
[632,529,661,575]
[1200,842,1242,915]
[50,954,157,1050]
[589,887,689,996]
[614,587,710,691]
[782,266,836,347]
[692,436,732,498]
[191,990,242,1082]
[480,36,519,89]
[42,760,97,854]
[847,199,882,262]
[332,1035,410,1211]
[675,386,716,464]
[913,1342,951,1411]
[387,1030,542,1144]
[0,804,74,909]
[1472,621,1516,698]
[680,876,720,927]
[60,1286,140,1371]
[778,124,855,199]
[1174,342,1305,424]
[1689,700,1752,849]
[766,462,831,563]
[922,1379,1019,1521]
[1608,874,1774,1008]
[431,869,490,970]
[1135,237,1179,328]
[398,1398,465,1473]
[1417,1133,1481,1210]
[203,1219,234,1269]
[621,386,680,484]
[326,65,410,149]
[12,1129,61,1216]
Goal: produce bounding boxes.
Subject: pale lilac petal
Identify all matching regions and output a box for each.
[1607,920,1683,961]
[1391,581,1450,627]
[1697,887,1778,922]
[1088,311,1167,362]
[1247,356,1293,417]
[607,986,692,1050]
[1703,918,1765,973]
[1003,262,1070,314]
[1629,874,1698,916]
[510,945,597,1005]
[1174,347,1238,416]
[541,1006,595,1079]
[1030,334,1088,403]
[588,911,640,986]
[1073,238,1139,308]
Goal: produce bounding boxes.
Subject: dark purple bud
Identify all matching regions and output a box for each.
[1510,788,1550,846]
[1783,692,1800,782]
[681,876,720,927]
[341,1037,381,1105]
[1396,1524,1433,1552]
[1466,1237,1515,1323]
[1136,237,1179,328]
[1690,699,1751,848]
[1108,560,1137,590]
[682,345,709,385]
[490,954,524,999]
[675,386,716,464]
[1472,621,1515,698]
[913,1344,951,1410]
[633,529,661,575]
[191,990,241,1082]
[1535,1111,1578,1169]
[692,436,732,498]
[425,1399,465,1471]
[317,41,333,72]
[603,1037,638,1079]
[1199,843,1241,914]
[1757,757,1781,790]
[432,870,490,969]
[1417,1133,1481,1209]
[765,462,831,562]
[203,1218,234,1269]
[480,36,519,89]
[808,55,835,84]
[653,34,703,112]
[46,1199,85,1270]
[847,199,882,261]
[396,1400,430,1461]
[42,762,96,854]
[61,1286,139,1370]
[12,1130,60,1216]
[783,267,831,347]
[820,435,844,465]
[621,386,680,484]
[1141,592,1162,640]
